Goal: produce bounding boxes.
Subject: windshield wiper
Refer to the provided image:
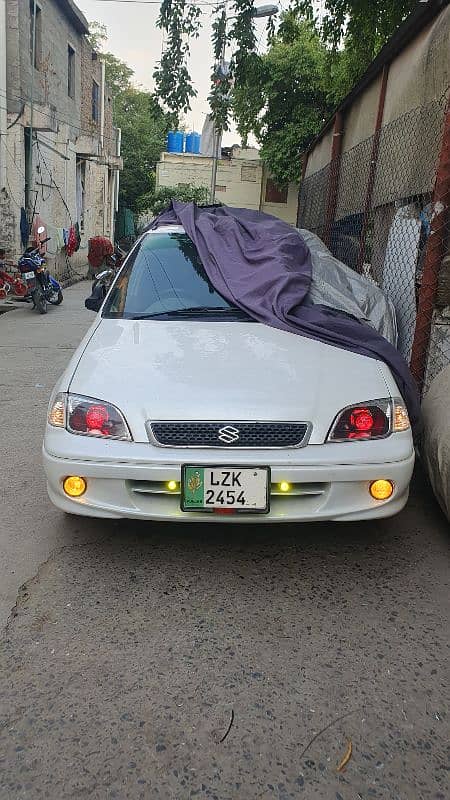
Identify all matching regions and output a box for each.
[130,306,253,320]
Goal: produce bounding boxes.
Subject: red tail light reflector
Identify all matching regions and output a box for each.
[328,400,391,442]
[86,404,109,432]
[66,395,131,440]
[350,408,374,432]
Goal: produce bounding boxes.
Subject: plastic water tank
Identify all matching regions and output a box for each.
[193,133,201,154]
[167,131,184,153]
[185,132,195,153]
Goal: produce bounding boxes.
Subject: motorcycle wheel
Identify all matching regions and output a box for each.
[33,288,47,314]
[48,289,63,305]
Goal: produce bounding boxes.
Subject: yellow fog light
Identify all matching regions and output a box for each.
[369,479,394,501]
[279,481,291,493]
[63,476,87,497]
[166,480,178,492]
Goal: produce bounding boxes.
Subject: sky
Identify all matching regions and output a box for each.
[77,0,275,146]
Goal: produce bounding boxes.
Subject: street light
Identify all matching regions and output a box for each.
[209,4,279,204]
[252,5,279,18]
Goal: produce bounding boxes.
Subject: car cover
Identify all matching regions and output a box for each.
[300,229,398,346]
[148,202,420,429]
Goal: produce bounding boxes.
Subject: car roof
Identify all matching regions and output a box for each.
[145,224,185,236]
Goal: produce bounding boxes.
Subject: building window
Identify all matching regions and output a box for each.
[215,185,227,193]
[29,2,42,70]
[241,166,257,182]
[68,45,75,98]
[265,179,288,204]
[92,80,100,123]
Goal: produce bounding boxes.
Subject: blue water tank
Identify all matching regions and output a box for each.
[167,131,184,153]
[185,132,195,153]
[185,132,201,154]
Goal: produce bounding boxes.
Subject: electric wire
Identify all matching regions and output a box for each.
[35,140,73,224]
[0,92,123,146]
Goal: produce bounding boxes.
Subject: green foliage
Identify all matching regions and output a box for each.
[229,0,257,85]
[114,89,173,211]
[86,20,108,52]
[234,13,332,185]
[102,53,135,97]
[294,0,417,99]
[136,185,209,216]
[87,21,134,98]
[153,0,202,115]
[208,9,230,132]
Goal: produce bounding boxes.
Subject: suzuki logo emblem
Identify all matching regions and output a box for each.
[218,425,240,444]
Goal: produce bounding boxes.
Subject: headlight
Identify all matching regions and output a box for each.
[48,393,131,440]
[327,398,409,442]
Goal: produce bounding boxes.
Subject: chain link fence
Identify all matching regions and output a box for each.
[299,91,450,395]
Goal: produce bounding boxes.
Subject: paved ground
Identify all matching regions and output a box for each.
[0,283,449,800]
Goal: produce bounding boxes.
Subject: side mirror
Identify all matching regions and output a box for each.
[85,296,103,312]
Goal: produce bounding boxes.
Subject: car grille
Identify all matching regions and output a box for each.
[148,422,310,448]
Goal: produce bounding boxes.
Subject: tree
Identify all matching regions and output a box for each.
[295,0,417,101]
[114,89,173,211]
[87,21,134,97]
[153,0,202,115]
[87,22,173,211]
[234,13,332,185]
[153,1,419,187]
[136,185,209,216]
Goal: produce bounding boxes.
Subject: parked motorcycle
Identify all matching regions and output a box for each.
[90,244,125,301]
[18,227,63,314]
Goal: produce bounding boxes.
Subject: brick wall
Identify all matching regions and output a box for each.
[80,38,101,138]
[3,0,120,270]
[8,0,85,137]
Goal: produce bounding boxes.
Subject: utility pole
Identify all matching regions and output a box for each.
[209,32,227,205]
[209,4,279,205]
[0,0,7,191]
[27,0,37,216]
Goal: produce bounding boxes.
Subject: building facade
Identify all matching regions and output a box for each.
[155,146,299,225]
[0,0,122,276]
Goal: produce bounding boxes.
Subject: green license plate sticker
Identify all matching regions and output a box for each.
[182,467,270,512]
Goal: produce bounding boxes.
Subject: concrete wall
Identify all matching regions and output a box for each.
[303,4,450,184]
[156,151,298,224]
[261,177,299,225]
[304,129,333,178]
[7,0,84,135]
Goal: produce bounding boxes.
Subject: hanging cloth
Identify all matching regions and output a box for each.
[66,226,78,257]
[20,208,29,248]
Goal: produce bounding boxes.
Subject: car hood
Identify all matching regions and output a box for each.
[69,318,390,444]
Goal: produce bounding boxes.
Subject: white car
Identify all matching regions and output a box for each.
[43,225,414,523]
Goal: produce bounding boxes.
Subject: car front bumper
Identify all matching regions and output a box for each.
[43,428,415,523]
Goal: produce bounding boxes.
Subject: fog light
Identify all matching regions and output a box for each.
[279,481,291,493]
[166,480,178,492]
[369,479,394,500]
[63,476,87,497]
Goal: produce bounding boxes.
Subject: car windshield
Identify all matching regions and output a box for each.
[102,231,253,321]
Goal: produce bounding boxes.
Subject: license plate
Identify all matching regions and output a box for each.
[181,466,270,513]
[23,271,35,280]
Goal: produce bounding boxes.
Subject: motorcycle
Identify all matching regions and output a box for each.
[90,244,125,302]
[18,227,63,314]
